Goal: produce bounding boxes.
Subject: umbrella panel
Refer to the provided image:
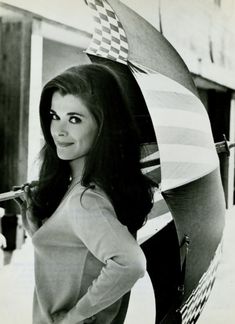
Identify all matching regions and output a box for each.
[163,168,225,301]
[85,2,226,322]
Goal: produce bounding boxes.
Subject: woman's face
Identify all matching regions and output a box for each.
[50,92,98,162]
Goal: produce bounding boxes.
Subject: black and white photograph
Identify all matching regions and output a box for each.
[0,1,235,323]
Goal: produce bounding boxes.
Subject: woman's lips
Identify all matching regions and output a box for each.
[56,142,74,148]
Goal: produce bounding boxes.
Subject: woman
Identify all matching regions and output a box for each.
[16,64,154,324]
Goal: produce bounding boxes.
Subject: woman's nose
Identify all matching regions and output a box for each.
[57,125,68,136]
[58,130,68,136]
[52,120,68,137]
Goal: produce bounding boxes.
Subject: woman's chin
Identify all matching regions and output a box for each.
[57,152,73,160]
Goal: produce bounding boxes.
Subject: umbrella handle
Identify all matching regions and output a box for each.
[0,181,38,202]
[0,189,24,202]
[215,134,235,156]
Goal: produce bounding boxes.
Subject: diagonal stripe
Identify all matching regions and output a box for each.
[141,150,160,162]
[137,212,173,245]
[142,164,160,174]
[142,91,206,115]
[157,127,215,149]
[142,168,161,186]
[161,162,220,188]
[141,159,160,169]
[151,109,213,134]
[160,145,217,164]
[130,64,194,95]
[137,191,171,244]
[159,145,218,190]
[130,66,219,190]
[162,161,219,179]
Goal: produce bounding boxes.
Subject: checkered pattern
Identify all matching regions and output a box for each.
[85,0,128,64]
[179,241,223,324]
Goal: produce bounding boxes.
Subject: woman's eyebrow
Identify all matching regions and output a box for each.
[49,109,84,117]
[67,112,85,117]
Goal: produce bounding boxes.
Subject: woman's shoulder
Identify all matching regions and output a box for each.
[68,183,114,212]
[68,184,119,229]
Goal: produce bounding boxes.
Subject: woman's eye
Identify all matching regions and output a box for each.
[50,112,59,120]
[69,116,82,124]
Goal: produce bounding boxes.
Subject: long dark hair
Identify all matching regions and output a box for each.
[32,63,154,234]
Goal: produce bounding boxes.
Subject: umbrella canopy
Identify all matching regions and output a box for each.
[83,0,226,323]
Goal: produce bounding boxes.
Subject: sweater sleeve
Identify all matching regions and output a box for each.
[64,187,146,324]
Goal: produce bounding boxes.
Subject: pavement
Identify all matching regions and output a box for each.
[0,207,234,324]
[0,236,34,324]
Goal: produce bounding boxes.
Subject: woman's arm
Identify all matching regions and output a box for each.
[14,185,41,237]
[59,188,146,324]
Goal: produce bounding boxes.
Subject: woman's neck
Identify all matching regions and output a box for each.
[69,157,85,182]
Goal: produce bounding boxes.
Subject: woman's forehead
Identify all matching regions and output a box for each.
[51,92,89,116]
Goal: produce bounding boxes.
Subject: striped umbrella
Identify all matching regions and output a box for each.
[0,1,226,323]
[83,0,226,323]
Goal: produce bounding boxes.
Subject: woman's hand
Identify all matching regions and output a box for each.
[14,184,40,237]
[51,311,96,324]
[84,317,96,323]
[51,311,67,323]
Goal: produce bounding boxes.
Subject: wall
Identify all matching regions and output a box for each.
[1,0,235,89]
[0,0,93,33]
[123,0,235,89]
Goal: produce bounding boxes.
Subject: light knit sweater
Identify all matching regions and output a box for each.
[31,183,146,324]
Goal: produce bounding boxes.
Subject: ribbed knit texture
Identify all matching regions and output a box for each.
[32,183,146,324]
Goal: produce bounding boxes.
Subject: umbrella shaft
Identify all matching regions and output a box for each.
[216,141,229,153]
[215,140,235,155]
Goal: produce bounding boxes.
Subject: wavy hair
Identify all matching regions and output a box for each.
[32,64,154,234]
